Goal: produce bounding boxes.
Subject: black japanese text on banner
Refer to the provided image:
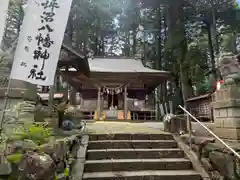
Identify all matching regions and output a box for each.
[10,0,73,86]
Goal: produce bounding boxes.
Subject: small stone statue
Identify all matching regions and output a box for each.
[62,120,74,131]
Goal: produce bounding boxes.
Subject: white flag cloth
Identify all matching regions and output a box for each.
[0,0,10,45]
[10,0,73,86]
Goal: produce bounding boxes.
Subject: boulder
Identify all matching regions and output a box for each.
[180,135,215,146]
[6,140,38,155]
[51,141,69,163]
[209,151,236,180]
[1,135,81,180]
[0,162,12,176]
[17,151,55,180]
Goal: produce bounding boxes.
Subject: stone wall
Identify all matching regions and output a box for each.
[214,107,240,140]
[213,86,240,140]
[180,135,240,180]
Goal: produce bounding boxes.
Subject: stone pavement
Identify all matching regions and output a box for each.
[86,121,167,134]
[85,121,215,135]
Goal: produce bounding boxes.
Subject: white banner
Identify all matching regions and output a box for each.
[0,0,10,45]
[10,0,73,86]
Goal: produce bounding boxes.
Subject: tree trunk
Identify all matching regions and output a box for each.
[166,1,194,105]
[232,30,237,54]
[100,34,105,56]
[132,28,137,56]
[206,23,216,76]
[125,32,130,56]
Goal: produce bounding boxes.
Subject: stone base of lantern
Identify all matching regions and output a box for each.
[213,86,240,140]
[214,127,240,140]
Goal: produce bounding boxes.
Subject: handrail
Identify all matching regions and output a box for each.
[178,105,240,159]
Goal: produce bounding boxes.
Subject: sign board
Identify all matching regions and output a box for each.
[10,0,73,86]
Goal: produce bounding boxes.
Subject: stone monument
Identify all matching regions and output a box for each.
[213,53,240,140]
[0,50,37,123]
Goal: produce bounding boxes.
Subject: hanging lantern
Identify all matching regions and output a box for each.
[134,100,139,107]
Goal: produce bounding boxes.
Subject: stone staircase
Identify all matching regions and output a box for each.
[82,133,202,180]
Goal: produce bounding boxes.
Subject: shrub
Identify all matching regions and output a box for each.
[12,123,53,145]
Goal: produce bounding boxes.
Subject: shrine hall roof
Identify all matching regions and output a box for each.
[88,57,169,74]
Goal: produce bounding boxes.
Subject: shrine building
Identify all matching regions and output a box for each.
[58,51,170,120]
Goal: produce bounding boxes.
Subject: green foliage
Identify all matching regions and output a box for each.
[54,167,69,179]
[64,167,69,177]
[196,80,210,95]
[6,153,23,164]
[11,123,52,145]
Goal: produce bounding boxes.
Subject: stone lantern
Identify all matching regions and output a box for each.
[213,53,240,140]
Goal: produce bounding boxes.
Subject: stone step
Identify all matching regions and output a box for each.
[89,133,173,141]
[88,140,178,149]
[84,158,192,172]
[83,170,201,180]
[87,148,184,160]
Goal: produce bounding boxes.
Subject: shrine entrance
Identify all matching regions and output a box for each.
[108,94,119,109]
[103,85,124,110]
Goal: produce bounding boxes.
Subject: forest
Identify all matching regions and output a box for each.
[1,0,240,113]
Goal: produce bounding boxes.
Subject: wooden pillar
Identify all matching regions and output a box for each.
[70,87,77,105]
[48,75,57,116]
[64,66,69,101]
[97,86,101,119]
[124,85,128,120]
[56,75,60,92]
[155,88,158,121]
[101,93,104,110]
[48,85,55,115]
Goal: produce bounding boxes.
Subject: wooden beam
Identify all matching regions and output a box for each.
[58,71,82,76]
[61,42,85,59]
[60,70,170,91]
[58,56,77,63]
